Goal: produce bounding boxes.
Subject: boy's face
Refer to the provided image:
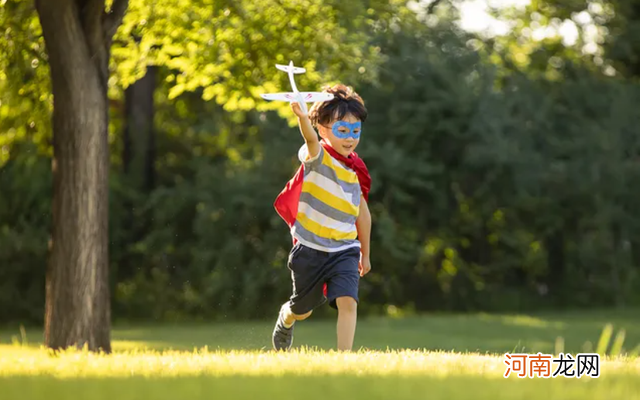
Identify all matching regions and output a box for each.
[318,113,361,157]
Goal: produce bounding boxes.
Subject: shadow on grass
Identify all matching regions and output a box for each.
[2,308,639,355]
[2,374,640,400]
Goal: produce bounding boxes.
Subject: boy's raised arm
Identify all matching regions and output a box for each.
[291,102,320,159]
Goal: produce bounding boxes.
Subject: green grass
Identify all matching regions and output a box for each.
[1,308,640,399]
[4,308,640,354]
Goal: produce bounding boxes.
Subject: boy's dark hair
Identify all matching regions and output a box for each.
[308,84,367,128]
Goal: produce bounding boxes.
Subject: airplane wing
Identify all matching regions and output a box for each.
[299,92,334,102]
[260,92,334,103]
[260,93,295,101]
[260,93,298,101]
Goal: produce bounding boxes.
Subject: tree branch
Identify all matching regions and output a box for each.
[80,0,105,49]
[427,0,445,14]
[103,0,129,40]
[81,0,105,25]
[78,0,109,89]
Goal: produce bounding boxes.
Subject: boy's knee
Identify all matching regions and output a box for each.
[336,296,357,314]
[292,310,313,321]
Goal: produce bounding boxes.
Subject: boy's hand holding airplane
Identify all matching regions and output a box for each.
[261,61,334,158]
[291,102,307,119]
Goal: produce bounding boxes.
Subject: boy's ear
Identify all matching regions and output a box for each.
[317,127,328,139]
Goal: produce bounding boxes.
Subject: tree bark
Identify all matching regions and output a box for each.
[36,0,128,353]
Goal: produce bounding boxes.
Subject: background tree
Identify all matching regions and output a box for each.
[34,0,129,352]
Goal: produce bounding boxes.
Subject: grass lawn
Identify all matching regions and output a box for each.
[1,308,639,400]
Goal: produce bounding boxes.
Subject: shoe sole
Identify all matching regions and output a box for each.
[272,335,292,351]
[272,324,293,351]
[272,304,293,351]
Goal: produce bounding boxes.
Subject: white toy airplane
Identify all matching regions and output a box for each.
[260,61,334,115]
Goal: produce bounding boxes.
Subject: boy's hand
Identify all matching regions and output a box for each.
[359,256,371,277]
[291,101,308,118]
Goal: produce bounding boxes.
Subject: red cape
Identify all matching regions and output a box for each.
[274,139,371,229]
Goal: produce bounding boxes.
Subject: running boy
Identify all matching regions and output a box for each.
[272,84,372,352]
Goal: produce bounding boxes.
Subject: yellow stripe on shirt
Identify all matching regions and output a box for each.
[321,150,359,184]
[301,181,360,217]
[296,212,358,241]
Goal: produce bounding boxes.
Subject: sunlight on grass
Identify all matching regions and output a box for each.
[110,341,174,352]
[500,315,565,329]
[476,313,565,329]
[0,345,501,378]
[1,345,639,380]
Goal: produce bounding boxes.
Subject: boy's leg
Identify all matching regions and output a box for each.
[336,296,358,351]
[325,246,361,352]
[272,243,328,351]
[280,302,313,328]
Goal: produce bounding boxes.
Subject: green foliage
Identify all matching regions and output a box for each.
[0,0,51,166]
[112,0,396,124]
[0,143,50,323]
[485,0,640,80]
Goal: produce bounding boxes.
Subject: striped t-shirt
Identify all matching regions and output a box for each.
[291,144,362,252]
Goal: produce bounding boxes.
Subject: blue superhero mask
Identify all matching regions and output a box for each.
[332,121,361,139]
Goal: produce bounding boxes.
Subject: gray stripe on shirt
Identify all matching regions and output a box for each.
[298,192,358,225]
[293,221,360,250]
[305,163,362,206]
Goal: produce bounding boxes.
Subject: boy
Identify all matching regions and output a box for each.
[272,84,372,352]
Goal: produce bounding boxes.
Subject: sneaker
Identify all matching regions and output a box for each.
[272,305,294,351]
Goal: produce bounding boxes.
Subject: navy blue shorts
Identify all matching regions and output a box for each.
[286,242,360,315]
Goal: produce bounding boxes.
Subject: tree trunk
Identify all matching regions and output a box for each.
[545,229,565,306]
[123,65,157,192]
[611,222,625,308]
[36,0,128,353]
[120,65,157,280]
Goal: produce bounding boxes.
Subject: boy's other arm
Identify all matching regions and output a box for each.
[356,196,372,277]
[291,102,320,159]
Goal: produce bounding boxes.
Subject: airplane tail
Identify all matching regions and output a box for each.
[276,63,305,74]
